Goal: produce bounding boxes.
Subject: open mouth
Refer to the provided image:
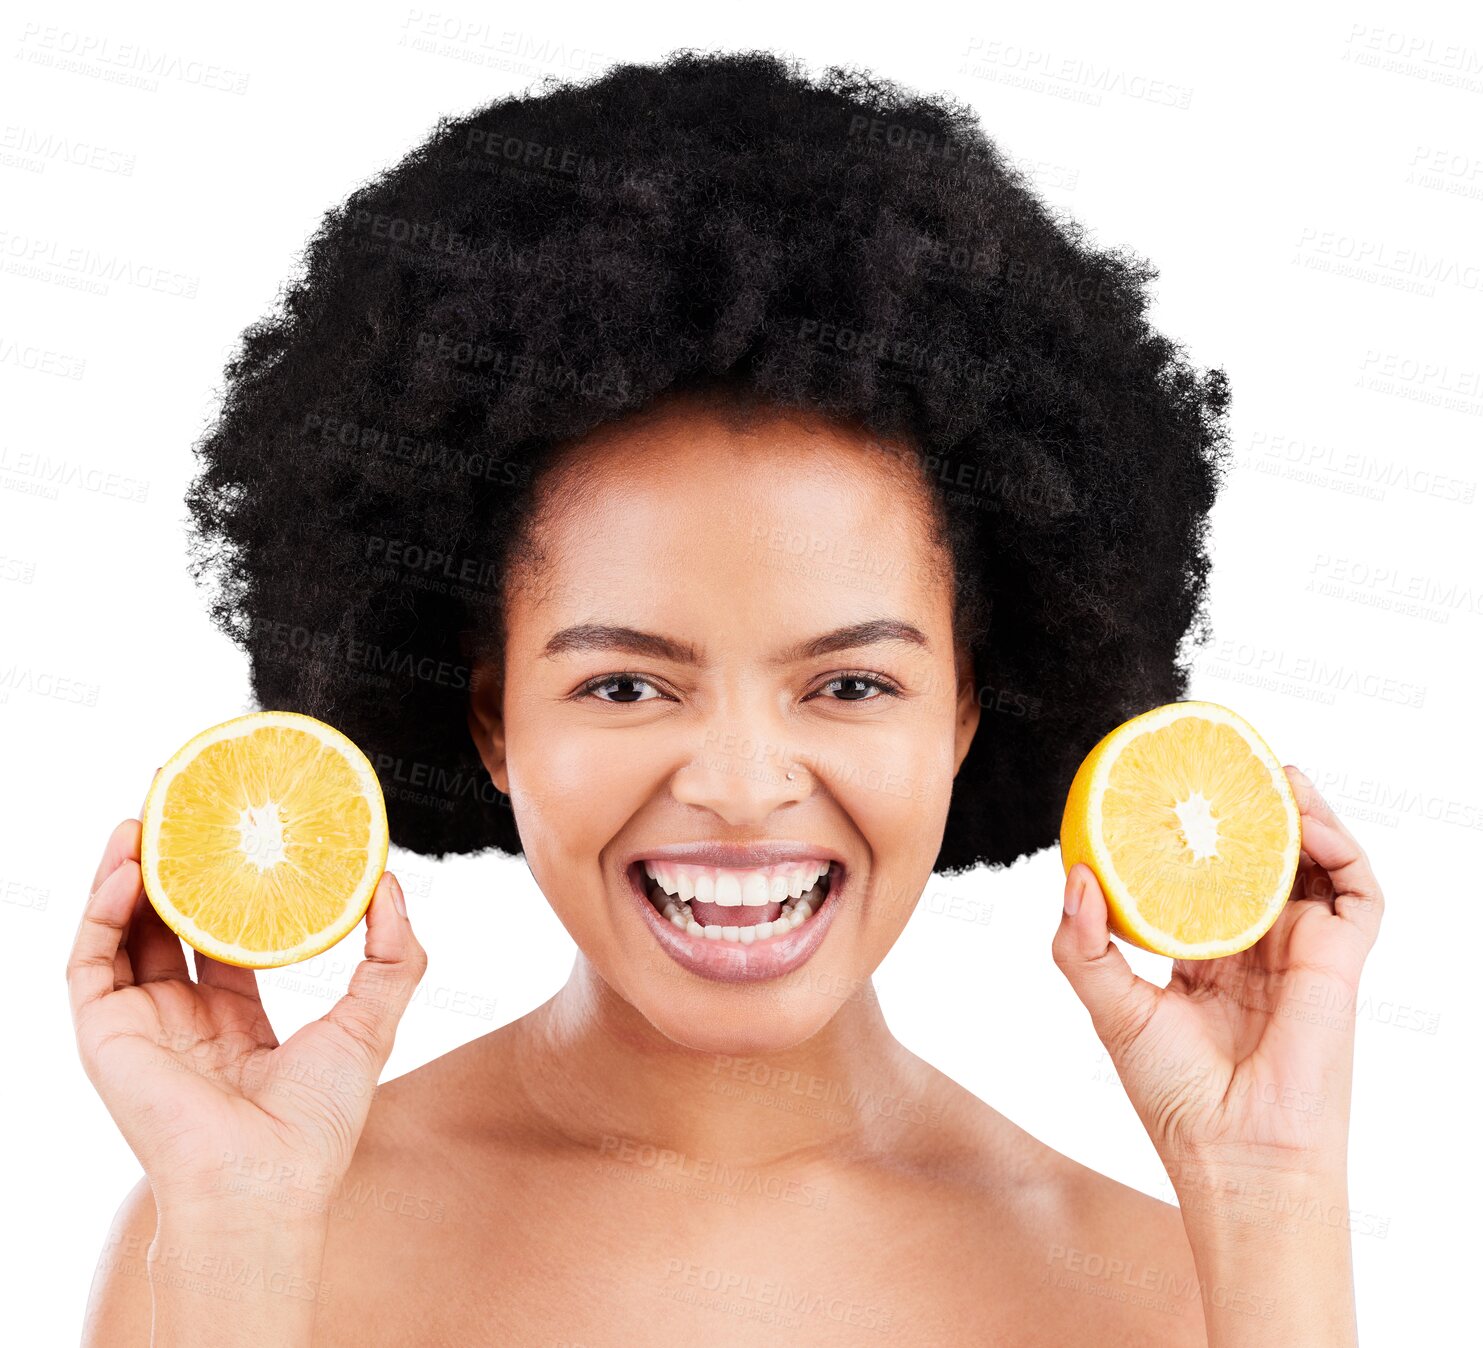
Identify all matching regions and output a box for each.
[630,858,839,945]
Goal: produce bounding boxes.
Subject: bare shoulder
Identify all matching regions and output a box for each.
[320,1025,521,1220]
[79,1037,519,1348]
[891,1063,1209,1348]
[308,1034,1211,1347]
[81,1174,157,1347]
[309,1026,527,1344]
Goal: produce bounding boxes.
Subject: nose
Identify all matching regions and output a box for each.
[668,723,813,824]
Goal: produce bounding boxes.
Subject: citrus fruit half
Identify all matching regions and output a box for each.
[140,711,389,969]
[1059,700,1301,960]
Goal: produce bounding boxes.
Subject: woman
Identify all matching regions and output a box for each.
[72,50,1383,1345]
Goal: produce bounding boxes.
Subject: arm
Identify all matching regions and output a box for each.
[148,1202,332,1346]
[1175,1158,1356,1345]
[70,785,428,1347]
[83,1179,333,1347]
[1052,767,1384,1347]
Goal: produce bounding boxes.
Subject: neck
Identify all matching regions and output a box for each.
[509,953,929,1170]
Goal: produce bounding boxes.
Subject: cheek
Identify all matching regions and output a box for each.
[829,719,958,905]
[501,707,649,889]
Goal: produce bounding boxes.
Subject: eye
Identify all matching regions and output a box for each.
[806,671,903,703]
[572,670,902,706]
[574,672,668,704]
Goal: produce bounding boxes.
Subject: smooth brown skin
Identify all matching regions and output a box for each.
[78,393,1380,1344]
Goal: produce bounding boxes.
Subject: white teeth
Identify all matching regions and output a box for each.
[642,859,834,907]
[786,862,829,899]
[713,872,743,907]
[675,900,814,943]
[643,860,838,944]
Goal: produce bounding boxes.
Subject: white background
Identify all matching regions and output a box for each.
[3,1,1479,1341]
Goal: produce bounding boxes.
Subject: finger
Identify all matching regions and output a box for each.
[1051,863,1162,1060]
[322,873,427,1068]
[84,764,158,902]
[68,858,143,1017]
[89,817,142,901]
[107,770,161,961]
[97,765,161,966]
[129,891,191,983]
[125,885,190,984]
[1284,767,1383,948]
[113,884,149,989]
[192,948,264,1000]
[1289,851,1337,906]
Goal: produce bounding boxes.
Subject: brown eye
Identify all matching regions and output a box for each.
[576,673,665,704]
[808,673,902,703]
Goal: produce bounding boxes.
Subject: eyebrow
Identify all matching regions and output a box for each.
[539,617,930,665]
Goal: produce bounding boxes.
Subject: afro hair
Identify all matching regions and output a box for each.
[183,47,1232,876]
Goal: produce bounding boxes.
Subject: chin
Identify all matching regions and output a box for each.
[635,989,842,1057]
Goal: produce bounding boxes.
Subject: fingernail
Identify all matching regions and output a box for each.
[1063,868,1083,917]
[389,873,406,918]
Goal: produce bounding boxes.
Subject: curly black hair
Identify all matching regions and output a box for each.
[183,48,1231,877]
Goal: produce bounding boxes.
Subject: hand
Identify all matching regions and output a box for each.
[1051,765,1384,1183]
[67,773,428,1216]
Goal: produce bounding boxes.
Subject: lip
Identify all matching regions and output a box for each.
[620,844,848,984]
[623,840,845,869]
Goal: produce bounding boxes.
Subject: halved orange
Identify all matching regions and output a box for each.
[1059,700,1301,959]
[140,711,389,969]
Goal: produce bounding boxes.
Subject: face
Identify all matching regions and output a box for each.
[468,394,981,1054]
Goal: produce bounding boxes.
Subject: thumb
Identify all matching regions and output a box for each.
[1051,863,1161,1060]
[322,871,427,1069]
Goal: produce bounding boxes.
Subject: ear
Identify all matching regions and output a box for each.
[466,661,510,796]
[952,644,981,777]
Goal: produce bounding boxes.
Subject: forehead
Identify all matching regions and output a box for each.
[513,399,952,639]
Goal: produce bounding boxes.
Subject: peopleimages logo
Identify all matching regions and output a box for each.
[15,23,250,93]
[261,619,476,691]
[597,1135,829,1210]
[365,534,501,592]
